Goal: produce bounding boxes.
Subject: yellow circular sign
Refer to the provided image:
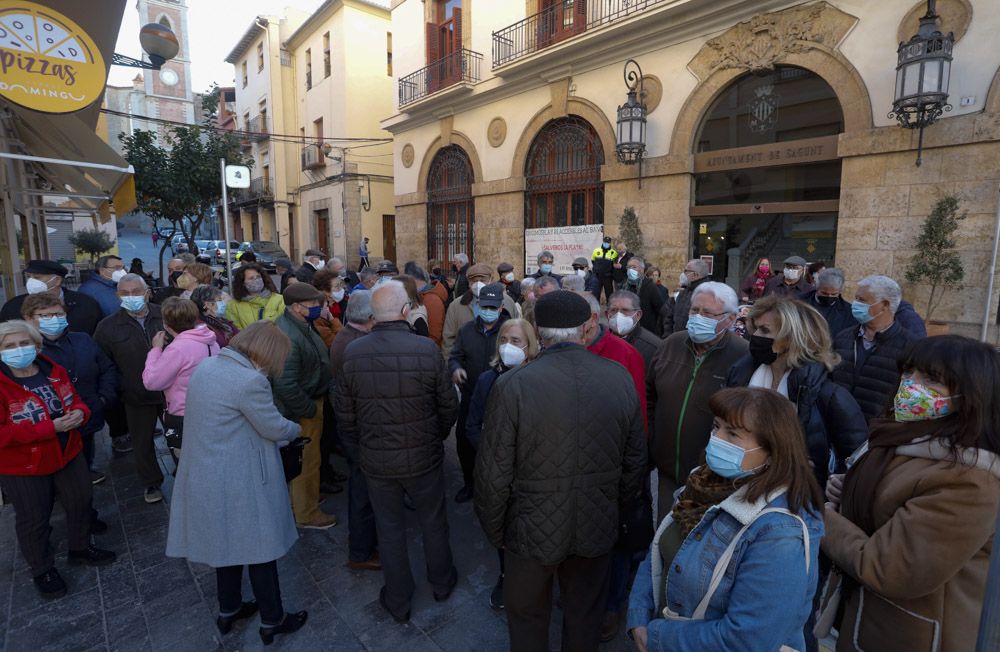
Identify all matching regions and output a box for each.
[0,1,106,113]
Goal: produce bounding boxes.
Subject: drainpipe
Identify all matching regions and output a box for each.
[981,185,1000,343]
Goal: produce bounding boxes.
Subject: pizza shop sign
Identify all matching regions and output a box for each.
[0,1,106,113]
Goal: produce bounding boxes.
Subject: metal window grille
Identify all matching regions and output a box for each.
[427,146,475,263]
[525,116,605,229]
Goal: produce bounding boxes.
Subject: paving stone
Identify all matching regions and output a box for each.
[145,600,220,652]
[105,603,151,651]
[9,557,99,617]
[6,587,105,652]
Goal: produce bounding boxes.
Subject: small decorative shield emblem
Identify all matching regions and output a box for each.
[748,84,780,134]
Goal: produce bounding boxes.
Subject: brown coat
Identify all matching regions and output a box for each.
[823,439,1000,652]
[313,315,343,348]
[420,285,446,346]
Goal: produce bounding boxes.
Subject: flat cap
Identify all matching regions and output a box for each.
[304,249,325,258]
[784,255,807,267]
[375,260,399,274]
[572,257,589,268]
[497,262,514,274]
[25,260,67,277]
[282,282,324,304]
[467,263,492,279]
[478,283,504,308]
[534,290,591,329]
[273,257,293,270]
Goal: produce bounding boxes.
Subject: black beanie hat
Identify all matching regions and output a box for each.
[534,290,591,329]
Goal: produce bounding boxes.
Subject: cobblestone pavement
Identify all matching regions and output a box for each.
[0,430,635,652]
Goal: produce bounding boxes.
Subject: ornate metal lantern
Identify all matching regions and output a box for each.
[890,0,954,166]
[616,59,647,187]
[113,22,179,71]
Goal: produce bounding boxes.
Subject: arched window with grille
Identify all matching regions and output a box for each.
[427,145,474,263]
[525,116,604,229]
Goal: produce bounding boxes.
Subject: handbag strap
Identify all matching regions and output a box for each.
[691,507,810,620]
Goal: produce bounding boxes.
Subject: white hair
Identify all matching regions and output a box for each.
[371,281,408,322]
[454,253,469,265]
[520,277,536,291]
[538,325,584,345]
[578,291,601,316]
[536,250,554,263]
[817,268,846,290]
[118,273,148,290]
[0,319,41,348]
[345,289,373,324]
[692,281,739,314]
[561,275,585,292]
[858,275,902,312]
[688,259,710,277]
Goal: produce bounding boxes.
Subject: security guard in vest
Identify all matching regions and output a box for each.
[591,235,618,303]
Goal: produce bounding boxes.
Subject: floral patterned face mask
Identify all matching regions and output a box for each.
[893,378,959,422]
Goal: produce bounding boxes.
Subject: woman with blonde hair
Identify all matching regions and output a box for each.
[176,262,215,299]
[166,321,308,645]
[465,318,539,611]
[725,296,867,485]
[393,274,430,338]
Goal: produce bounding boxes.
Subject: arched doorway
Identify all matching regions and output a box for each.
[427,145,474,263]
[690,65,844,288]
[525,116,604,228]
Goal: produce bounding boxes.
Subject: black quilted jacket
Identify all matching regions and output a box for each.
[474,344,647,564]
[831,321,920,422]
[335,321,458,479]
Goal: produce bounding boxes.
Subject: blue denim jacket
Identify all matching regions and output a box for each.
[626,486,823,651]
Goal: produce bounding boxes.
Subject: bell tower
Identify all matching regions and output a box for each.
[135,0,195,126]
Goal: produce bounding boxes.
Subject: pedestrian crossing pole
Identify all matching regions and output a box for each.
[220,159,233,290]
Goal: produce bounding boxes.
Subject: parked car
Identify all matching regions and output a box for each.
[212,240,241,263]
[236,240,289,272]
[170,234,188,255]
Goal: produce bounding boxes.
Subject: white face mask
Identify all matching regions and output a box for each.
[331,289,345,302]
[504,272,515,283]
[575,269,586,277]
[313,259,325,269]
[679,272,689,288]
[471,281,486,297]
[111,269,128,283]
[499,343,526,367]
[784,267,802,281]
[611,312,637,336]
[25,277,51,294]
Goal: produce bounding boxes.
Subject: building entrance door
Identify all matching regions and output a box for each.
[383,214,396,263]
[316,209,329,256]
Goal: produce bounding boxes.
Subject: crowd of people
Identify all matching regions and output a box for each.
[0,242,998,651]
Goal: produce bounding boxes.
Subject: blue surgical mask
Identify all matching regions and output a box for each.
[479,308,500,323]
[705,433,762,479]
[37,316,69,338]
[1,345,38,369]
[601,242,610,250]
[121,295,146,313]
[306,305,323,321]
[851,300,875,324]
[686,313,720,344]
[215,300,228,316]
[627,268,640,282]
[540,264,553,275]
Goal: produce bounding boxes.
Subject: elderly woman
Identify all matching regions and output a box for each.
[142,297,219,464]
[176,262,214,299]
[628,387,824,651]
[310,268,346,347]
[822,335,1000,651]
[466,318,539,611]
[166,321,308,644]
[725,296,868,485]
[831,275,920,422]
[226,263,285,329]
[0,320,115,599]
[190,284,239,347]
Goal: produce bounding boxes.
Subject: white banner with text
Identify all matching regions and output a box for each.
[524,224,605,276]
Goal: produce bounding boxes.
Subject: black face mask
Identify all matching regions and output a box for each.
[816,294,838,307]
[169,270,184,287]
[748,335,778,367]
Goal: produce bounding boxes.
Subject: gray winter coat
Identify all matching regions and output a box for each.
[166,348,301,567]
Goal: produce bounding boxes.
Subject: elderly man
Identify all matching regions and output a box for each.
[611,241,634,289]
[337,281,459,624]
[648,281,747,521]
[763,255,814,298]
[580,292,645,421]
[475,290,646,652]
[273,257,296,292]
[452,253,471,298]
[327,255,360,289]
[619,257,664,335]
[1,260,102,335]
[607,290,662,369]
[832,275,920,422]
[528,250,563,282]
[800,267,855,336]
[152,257,187,304]
[274,283,336,530]
[442,263,519,359]
[294,249,326,284]
[497,262,521,303]
[93,274,166,503]
[78,255,127,317]
[569,257,602,300]
[329,290,380,571]
[356,266,378,290]
[659,259,710,336]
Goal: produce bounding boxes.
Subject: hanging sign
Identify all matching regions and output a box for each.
[524,224,604,276]
[0,1,106,113]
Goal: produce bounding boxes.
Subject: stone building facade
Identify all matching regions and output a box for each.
[383,0,1000,336]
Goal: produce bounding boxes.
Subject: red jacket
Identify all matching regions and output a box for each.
[588,326,648,429]
[0,355,90,476]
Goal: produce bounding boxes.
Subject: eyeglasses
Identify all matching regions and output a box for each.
[607,308,638,316]
[689,307,729,318]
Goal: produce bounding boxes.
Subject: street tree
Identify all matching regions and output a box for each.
[120,123,251,279]
[67,227,115,264]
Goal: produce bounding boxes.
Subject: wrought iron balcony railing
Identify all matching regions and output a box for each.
[493,0,668,68]
[246,114,268,142]
[301,144,326,171]
[249,176,273,199]
[398,48,483,108]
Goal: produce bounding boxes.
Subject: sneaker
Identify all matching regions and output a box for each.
[90,470,106,485]
[33,569,67,599]
[454,485,474,503]
[297,513,338,530]
[112,435,133,454]
[68,545,117,567]
[144,486,163,504]
[490,574,504,611]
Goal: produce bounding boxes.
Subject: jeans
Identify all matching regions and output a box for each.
[216,561,284,625]
[290,399,323,524]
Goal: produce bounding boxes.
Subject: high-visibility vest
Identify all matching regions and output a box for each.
[592,247,618,262]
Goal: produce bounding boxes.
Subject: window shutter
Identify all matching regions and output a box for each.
[426,22,440,64]
[453,8,462,52]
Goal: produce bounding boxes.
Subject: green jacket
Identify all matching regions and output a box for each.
[226,292,285,330]
[273,310,331,420]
